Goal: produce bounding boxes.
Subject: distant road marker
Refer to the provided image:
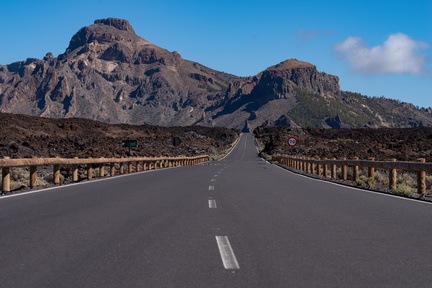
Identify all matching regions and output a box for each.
[208,199,217,208]
[215,236,240,270]
[209,186,214,190]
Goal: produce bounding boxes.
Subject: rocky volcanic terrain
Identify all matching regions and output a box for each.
[254,126,432,162]
[0,112,239,159]
[1,18,432,129]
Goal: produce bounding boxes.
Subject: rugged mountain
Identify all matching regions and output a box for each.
[0,18,236,126]
[1,18,432,129]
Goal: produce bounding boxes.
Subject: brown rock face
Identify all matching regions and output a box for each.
[0,18,431,129]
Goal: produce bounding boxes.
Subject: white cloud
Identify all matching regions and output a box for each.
[334,33,429,75]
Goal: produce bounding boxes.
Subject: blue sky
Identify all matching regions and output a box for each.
[1,0,431,108]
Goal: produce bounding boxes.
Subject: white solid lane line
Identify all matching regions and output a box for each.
[208,199,217,208]
[215,236,240,270]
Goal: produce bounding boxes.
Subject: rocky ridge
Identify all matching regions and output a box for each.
[1,18,432,129]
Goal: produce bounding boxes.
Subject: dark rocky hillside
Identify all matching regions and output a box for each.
[1,18,432,129]
[254,126,432,162]
[0,113,239,159]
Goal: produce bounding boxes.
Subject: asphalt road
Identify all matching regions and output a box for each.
[1,133,432,287]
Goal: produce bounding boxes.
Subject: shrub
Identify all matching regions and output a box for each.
[391,183,415,197]
[356,175,376,189]
[43,173,65,183]
[375,171,389,186]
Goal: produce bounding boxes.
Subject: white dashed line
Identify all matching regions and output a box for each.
[215,236,240,270]
[208,199,217,208]
[209,186,214,190]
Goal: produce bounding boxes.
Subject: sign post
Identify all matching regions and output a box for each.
[122,140,138,156]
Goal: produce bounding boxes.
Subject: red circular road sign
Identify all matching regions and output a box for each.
[288,137,298,147]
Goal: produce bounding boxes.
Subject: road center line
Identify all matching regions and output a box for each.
[215,236,240,270]
[208,199,217,208]
[209,186,214,190]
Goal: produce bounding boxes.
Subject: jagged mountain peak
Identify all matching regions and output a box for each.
[94,18,135,33]
[266,59,315,71]
[65,18,145,55]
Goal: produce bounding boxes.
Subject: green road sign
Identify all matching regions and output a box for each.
[122,140,137,148]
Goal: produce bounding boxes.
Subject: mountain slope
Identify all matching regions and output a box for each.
[1,18,431,129]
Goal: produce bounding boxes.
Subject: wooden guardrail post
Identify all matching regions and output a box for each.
[323,158,329,178]
[53,164,60,184]
[352,157,359,181]
[316,158,321,176]
[368,157,375,179]
[120,162,125,174]
[87,160,93,180]
[128,162,133,173]
[54,156,61,184]
[110,163,115,176]
[99,161,105,177]
[331,159,337,179]
[29,156,38,188]
[417,158,426,196]
[341,158,347,180]
[2,157,11,194]
[72,157,79,182]
[389,159,397,190]
[136,161,142,172]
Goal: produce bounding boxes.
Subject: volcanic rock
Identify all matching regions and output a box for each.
[1,18,432,129]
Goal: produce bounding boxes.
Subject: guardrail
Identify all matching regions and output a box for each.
[1,155,209,194]
[272,155,431,197]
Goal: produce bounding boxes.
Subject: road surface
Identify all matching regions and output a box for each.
[1,133,432,287]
